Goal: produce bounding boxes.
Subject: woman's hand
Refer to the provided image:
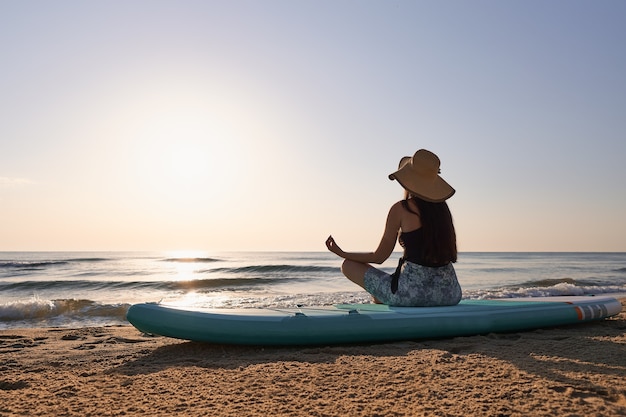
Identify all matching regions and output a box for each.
[325,235,345,258]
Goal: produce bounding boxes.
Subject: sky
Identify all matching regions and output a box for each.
[1,0,625,252]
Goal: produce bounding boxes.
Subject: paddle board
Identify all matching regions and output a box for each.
[126,295,622,345]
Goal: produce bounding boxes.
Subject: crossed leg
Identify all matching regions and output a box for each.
[340,259,383,304]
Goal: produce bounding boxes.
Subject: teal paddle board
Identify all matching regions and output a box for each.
[126,296,622,345]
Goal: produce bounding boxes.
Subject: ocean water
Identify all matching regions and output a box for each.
[1,251,626,329]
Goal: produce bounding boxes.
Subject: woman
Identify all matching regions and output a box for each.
[325,149,462,307]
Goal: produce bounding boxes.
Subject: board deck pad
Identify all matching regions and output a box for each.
[126,296,622,346]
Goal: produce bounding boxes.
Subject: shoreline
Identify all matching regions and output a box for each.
[4,293,626,332]
[1,298,625,416]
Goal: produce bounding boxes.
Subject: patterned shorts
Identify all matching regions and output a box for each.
[363,261,462,307]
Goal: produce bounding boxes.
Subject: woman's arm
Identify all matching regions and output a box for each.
[326,202,403,264]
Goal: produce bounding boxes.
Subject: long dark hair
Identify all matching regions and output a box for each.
[403,192,457,264]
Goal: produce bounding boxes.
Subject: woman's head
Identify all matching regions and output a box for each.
[389,149,455,202]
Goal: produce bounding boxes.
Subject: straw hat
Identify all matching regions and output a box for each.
[388,149,455,202]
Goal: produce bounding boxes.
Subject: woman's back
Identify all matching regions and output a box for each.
[400,197,457,266]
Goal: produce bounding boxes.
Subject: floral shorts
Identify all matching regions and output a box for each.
[363,261,462,307]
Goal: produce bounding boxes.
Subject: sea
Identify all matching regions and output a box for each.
[1,251,626,330]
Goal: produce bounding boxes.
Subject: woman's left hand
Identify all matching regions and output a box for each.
[325,235,344,257]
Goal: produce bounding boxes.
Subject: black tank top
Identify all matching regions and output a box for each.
[398,228,448,268]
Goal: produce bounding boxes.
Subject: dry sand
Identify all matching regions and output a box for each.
[1,298,625,417]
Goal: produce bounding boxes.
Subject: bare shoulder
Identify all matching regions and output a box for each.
[394,198,421,230]
[387,200,407,221]
[389,200,406,213]
[382,201,404,238]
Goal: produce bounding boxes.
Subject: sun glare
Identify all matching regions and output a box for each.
[165,250,211,259]
[130,106,241,202]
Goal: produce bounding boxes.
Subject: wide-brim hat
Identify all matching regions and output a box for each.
[388,149,455,202]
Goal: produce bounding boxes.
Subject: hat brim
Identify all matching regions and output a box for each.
[389,169,455,203]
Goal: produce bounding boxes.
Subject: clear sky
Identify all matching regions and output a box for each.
[1,1,625,252]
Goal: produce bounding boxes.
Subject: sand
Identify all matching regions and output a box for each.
[1,299,625,417]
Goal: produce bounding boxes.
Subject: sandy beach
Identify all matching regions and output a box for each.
[1,298,625,417]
